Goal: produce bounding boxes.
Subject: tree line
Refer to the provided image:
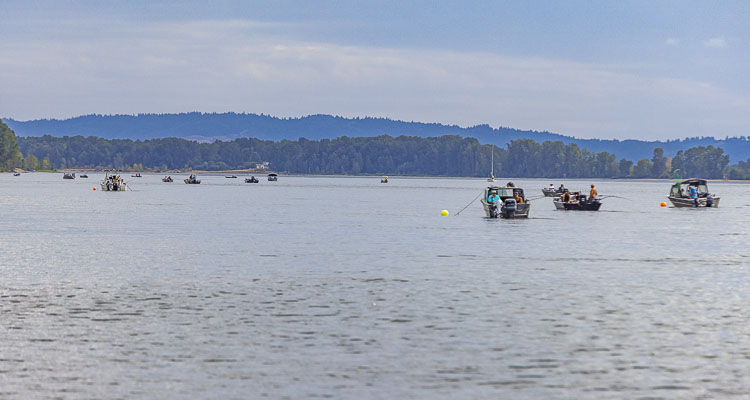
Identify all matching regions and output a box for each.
[1,118,748,178]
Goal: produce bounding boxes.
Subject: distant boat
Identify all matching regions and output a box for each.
[63,172,75,180]
[184,175,201,184]
[79,173,88,178]
[131,173,142,177]
[13,172,20,176]
[162,176,173,182]
[245,176,259,183]
[267,173,278,181]
[225,175,237,178]
[381,176,388,183]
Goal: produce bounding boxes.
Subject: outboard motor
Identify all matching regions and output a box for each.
[489,203,499,218]
[706,194,714,207]
[501,198,517,218]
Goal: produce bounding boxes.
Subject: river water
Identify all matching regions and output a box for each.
[1,173,749,399]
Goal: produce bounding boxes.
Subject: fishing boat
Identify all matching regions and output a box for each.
[63,172,75,179]
[268,173,278,181]
[553,191,602,211]
[162,176,173,182]
[131,173,142,177]
[13,172,20,176]
[487,146,496,182]
[542,184,565,197]
[480,184,530,219]
[79,173,88,178]
[184,174,201,184]
[668,178,720,207]
[100,170,127,191]
[225,175,237,178]
[245,176,259,183]
[381,176,388,183]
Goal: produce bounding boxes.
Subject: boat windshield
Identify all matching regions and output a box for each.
[487,187,518,198]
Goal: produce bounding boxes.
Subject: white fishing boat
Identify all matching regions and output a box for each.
[480,183,530,219]
[100,170,127,191]
[668,178,719,207]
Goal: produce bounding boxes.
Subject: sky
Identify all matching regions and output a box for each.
[1,0,749,140]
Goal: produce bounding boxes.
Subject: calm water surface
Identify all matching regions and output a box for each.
[1,173,750,399]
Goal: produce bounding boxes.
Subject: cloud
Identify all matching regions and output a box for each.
[665,38,680,46]
[1,19,750,141]
[703,37,727,48]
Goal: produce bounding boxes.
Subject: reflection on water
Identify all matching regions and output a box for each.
[1,174,749,399]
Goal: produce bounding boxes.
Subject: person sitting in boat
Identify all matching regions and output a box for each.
[561,189,571,203]
[549,184,555,191]
[487,190,500,203]
[589,184,598,199]
[689,186,697,199]
[514,191,524,203]
[558,184,565,192]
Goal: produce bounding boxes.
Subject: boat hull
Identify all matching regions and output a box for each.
[542,189,560,197]
[554,199,602,211]
[481,200,530,219]
[668,196,720,208]
[100,183,127,191]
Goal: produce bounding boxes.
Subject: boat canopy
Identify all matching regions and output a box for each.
[268,173,278,177]
[670,178,709,198]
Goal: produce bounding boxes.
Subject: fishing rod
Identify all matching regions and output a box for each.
[599,195,629,200]
[455,190,485,216]
[526,195,549,201]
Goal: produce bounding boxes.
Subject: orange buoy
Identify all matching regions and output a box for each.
[660,202,666,207]
[93,187,97,191]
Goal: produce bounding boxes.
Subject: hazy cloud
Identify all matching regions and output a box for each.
[2,19,750,140]
[703,37,727,48]
[665,38,680,46]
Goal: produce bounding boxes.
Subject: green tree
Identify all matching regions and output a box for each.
[25,154,40,170]
[651,148,668,178]
[618,158,633,177]
[0,119,19,171]
[41,156,52,170]
[632,158,653,178]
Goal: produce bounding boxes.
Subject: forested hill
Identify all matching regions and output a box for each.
[5,112,750,161]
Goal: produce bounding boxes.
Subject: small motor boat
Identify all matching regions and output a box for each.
[184,175,201,184]
[480,185,531,219]
[245,176,259,183]
[63,173,75,179]
[267,173,278,181]
[162,176,173,182]
[553,192,602,211]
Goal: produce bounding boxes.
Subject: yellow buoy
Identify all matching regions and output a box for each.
[660,202,666,207]
[441,210,449,216]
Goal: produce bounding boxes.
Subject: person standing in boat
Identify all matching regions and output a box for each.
[558,184,565,193]
[589,184,598,200]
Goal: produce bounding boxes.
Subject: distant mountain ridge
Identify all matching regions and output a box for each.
[4,112,750,161]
